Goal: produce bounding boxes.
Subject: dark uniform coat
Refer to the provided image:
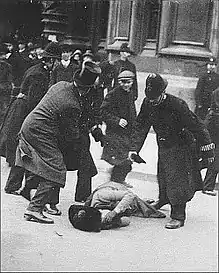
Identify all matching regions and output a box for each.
[130,94,213,205]
[0,60,12,126]
[0,63,50,165]
[101,86,137,165]
[16,81,97,187]
[194,71,219,120]
[204,88,219,171]
[112,59,138,101]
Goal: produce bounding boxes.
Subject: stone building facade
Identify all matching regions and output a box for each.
[0,0,218,109]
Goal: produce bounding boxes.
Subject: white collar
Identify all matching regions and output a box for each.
[61,59,70,67]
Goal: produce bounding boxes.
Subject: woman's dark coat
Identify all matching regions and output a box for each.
[16,81,97,187]
[0,63,50,165]
[100,86,137,165]
[130,94,213,205]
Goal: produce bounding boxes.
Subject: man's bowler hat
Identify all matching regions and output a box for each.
[119,43,133,54]
[145,73,168,100]
[73,60,101,87]
[42,42,61,58]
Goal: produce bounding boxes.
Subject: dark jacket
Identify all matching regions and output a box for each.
[204,88,219,171]
[6,51,27,87]
[16,81,98,187]
[0,60,12,126]
[101,86,137,165]
[194,71,219,120]
[0,62,50,165]
[130,94,213,205]
[49,61,79,87]
[112,59,138,101]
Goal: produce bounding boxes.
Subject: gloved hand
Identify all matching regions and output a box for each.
[91,126,105,147]
[130,153,146,164]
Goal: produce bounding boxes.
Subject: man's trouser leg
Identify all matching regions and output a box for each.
[110,163,132,183]
[170,203,186,221]
[48,187,60,206]
[27,177,60,213]
[203,164,218,191]
[75,170,92,202]
[4,165,25,192]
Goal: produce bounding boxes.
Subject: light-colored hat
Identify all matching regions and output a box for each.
[118,70,135,80]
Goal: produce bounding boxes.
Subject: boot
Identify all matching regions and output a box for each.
[165,219,184,229]
[44,204,62,216]
[24,210,54,224]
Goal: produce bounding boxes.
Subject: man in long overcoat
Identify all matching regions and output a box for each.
[0,44,12,126]
[100,70,137,188]
[202,87,219,196]
[129,73,215,229]
[15,60,101,224]
[194,57,219,120]
[111,43,138,101]
[2,42,61,195]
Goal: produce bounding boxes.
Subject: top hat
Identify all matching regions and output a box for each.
[73,60,101,87]
[118,70,135,80]
[68,204,102,232]
[0,44,9,54]
[145,73,168,100]
[42,41,61,58]
[207,57,217,65]
[119,43,133,54]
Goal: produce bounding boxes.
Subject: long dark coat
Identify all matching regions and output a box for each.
[0,63,50,165]
[49,61,79,87]
[6,51,27,87]
[16,81,97,187]
[101,86,137,165]
[194,71,219,120]
[0,60,12,126]
[131,94,213,205]
[112,59,138,101]
[204,90,219,171]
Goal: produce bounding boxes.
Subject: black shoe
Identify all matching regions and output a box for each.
[24,210,54,224]
[75,198,86,203]
[5,190,20,196]
[152,200,168,210]
[44,204,62,216]
[165,219,184,229]
[202,190,217,196]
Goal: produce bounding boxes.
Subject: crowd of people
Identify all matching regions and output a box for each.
[0,36,218,232]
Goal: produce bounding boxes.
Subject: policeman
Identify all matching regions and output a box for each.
[194,57,219,120]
